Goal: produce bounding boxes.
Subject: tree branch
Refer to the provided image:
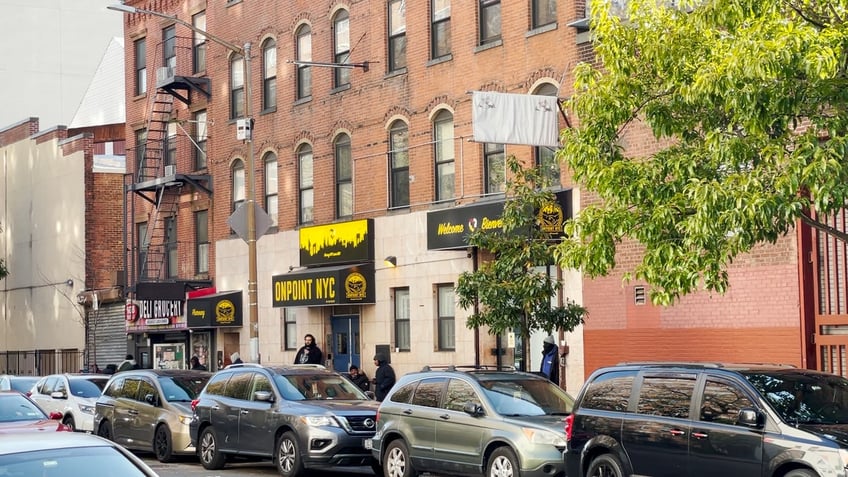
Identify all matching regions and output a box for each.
[799,210,848,243]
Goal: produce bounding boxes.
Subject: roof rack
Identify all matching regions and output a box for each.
[614,361,797,369]
[224,363,264,369]
[419,365,517,372]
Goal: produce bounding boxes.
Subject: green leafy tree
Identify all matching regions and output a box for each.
[456,155,586,366]
[557,0,848,305]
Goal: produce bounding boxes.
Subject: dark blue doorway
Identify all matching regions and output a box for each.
[330,315,360,373]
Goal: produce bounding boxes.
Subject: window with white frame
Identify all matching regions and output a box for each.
[163,25,176,70]
[296,25,312,99]
[394,288,410,351]
[333,10,351,88]
[388,0,407,71]
[433,110,455,202]
[479,0,501,45]
[263,38,277,110]
[231,55,245,119]
[484,142,505,194]
[165,121,177,167]
[232,159,245,212]
[134,38,146,95]
[533,83,560,185]
[265,152,278,227]
[437,284,455,350]
[194,110,207,170]
[389,120,409,208]
[298,145,314,224]
[193,11,206,73]
[532,0,557,29]
[195,210,209,274]
[335,134,353,218]
[431,0,451,59]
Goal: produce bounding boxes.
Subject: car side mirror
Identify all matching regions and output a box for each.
[254,390,275,402]
[144,393,159,406]
[463,402,484,417]
[737,408,764,428]
[50,391,67,400]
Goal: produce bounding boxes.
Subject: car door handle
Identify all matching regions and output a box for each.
[692,432,709,439]
[128,410,138,416]
[668,429,686,436]
[240,409,249,415]
[439,414,450,420]
[211,406,220,410]
[403,409,413,415]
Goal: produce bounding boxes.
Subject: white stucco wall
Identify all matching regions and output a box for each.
[0,132,86,353]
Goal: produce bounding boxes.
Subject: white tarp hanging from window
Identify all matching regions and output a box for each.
[471,91,560,147]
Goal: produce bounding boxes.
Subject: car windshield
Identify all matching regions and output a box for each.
[743,370,848,424]
[69,378,107,398]
[273,374,369,401]
[479,378,574,416]
[0,394,47,422]
[158,376,210,402]
[0,446,150,476]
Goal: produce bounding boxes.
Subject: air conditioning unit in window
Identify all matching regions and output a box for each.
[156,66,176,87]
[164,164,177,176]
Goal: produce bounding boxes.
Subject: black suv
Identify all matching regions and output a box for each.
[189,363,379,477]
[565,362,848,477]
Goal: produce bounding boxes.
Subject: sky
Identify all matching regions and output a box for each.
[0,0,123,130]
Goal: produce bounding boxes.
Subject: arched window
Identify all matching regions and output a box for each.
[533,83,560,186]
[333,10,351,88]
[389,121,409,208]
[433,110,455,202]
[264,152,278,226]
[335,134,353,218]
[262,39,277,110]
[230,55,245,118]
[232,159,245,212]
[296,25,312,99]
[298,145,314,224]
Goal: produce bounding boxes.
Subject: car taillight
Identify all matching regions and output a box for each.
[191,399,199,412]
[375,410,380,422]
[564,414,574,441]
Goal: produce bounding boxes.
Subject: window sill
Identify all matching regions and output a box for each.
[133,93,146,102]
[260,106,277,115]
[474,39,503,54]
[427,54,453,67]
[226,0,242,7]
[384,68,408,80]
[331,84,352,95]
[293,96,312,106]
[526,22,558,38]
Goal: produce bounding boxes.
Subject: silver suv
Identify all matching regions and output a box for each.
[189,363,379,477]
[369,366,573,477]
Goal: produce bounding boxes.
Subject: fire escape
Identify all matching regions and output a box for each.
[126,34,213,292]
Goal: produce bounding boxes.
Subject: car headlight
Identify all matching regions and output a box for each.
[178,415,192,425]
[522,427,567,447]
[78,404,95,415]
[302,415,340,427]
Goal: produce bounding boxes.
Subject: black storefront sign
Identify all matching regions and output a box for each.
[298,218,375,267]
[272,263,375,307]
[186,291,243,328]
[426,190,572,250]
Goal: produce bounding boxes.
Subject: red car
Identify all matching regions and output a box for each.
[0,391,71,432]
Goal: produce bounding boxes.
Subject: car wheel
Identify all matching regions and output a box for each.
[384,439,416,477]
[784,470,817,477]
[63,415,76,432]
[154,424,175,463]
[96,420,113,441]
[587,454,624,477]
[487,446,519,477]
[275,431,304,477]
[198,426,227,470]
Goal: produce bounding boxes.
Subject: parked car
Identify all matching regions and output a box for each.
[190,363,379,477]
[0,374,40,393]
[94,369,211,462]
[369,365,573,477]
[0,391,71,433]
[29,373,109,432]
[0,431,159,476]
[565,362,848,477]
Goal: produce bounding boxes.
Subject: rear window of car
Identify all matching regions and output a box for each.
[581,370,635,412]
[159,376,210,402]
[69,378,107,398]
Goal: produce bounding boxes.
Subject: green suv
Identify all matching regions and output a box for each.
[368,366,573,477]
[189,363,378,477]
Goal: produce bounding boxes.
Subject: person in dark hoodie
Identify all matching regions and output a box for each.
[540,336,559,384]
[294,334,323,365]
[373,353,396,401]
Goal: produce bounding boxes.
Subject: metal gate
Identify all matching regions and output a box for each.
[813,210,848,376]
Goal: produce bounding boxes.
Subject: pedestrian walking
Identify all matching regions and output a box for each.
[373,353,396,401]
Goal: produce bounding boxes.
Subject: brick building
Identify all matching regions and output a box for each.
[115,0,839,389]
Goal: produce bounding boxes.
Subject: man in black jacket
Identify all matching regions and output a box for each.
[294,334,323,365]
[373,353,396,401]
[348,365,370,391]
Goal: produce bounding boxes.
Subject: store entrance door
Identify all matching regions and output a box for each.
[330,315,360,373]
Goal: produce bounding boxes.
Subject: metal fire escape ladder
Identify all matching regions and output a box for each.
[140,184,182,281]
